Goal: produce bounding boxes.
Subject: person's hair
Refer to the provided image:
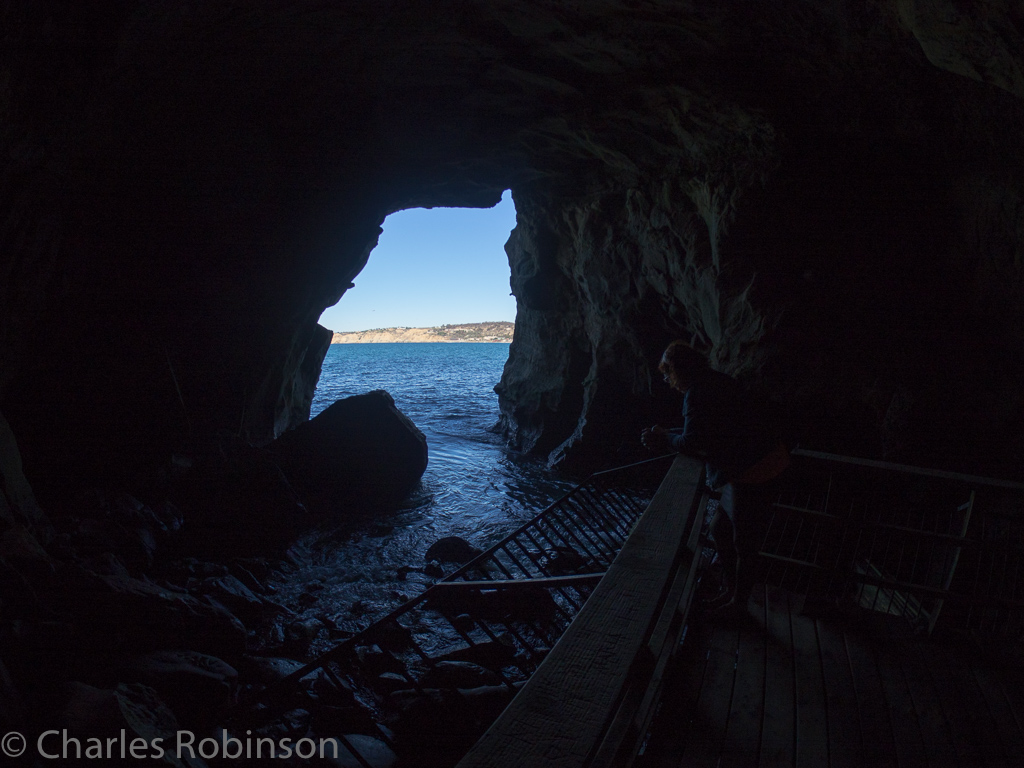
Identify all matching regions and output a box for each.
[659,340,709,380]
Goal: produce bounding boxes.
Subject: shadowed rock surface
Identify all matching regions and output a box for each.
[1,2,1024,757]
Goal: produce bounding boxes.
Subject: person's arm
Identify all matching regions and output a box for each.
[642,395,708,459]
[666,392,707,454]
[672,398,712,464]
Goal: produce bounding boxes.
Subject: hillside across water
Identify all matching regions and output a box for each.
[330,321,514,343]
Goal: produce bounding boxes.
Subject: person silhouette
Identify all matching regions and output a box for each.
[642,340,790,616]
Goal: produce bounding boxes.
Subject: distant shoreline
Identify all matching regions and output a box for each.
[329,321,514,344]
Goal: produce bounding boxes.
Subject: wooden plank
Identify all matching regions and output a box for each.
[896,635,960,768]
[970,663,1024,761]
[872,634,929,768]
[933,641,1005,767]
[760,586,795,768]
[680,624,740,767]
[843,629,897,767]
[455,456,705,768]
[590,484,710,768]
[720,611,766,767]
[633,622,710,768]
[790,604,829,767]
[814,619,861,768]
[976,640,1024,746]
[966,663,1024,765]
[611,493,709,765]
[909,637,981,767]
[646,492,708,660]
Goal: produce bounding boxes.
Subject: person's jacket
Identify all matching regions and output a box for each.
[666,368,782,489]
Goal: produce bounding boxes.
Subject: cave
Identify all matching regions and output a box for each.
[2,0,1024,764]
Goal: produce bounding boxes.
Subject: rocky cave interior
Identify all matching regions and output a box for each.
[2,0,1024,763]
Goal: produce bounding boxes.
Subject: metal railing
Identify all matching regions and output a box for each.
[233,455,673,767]
[754,448,1024,637]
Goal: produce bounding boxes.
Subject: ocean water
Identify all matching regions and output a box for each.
[270,343,575,637]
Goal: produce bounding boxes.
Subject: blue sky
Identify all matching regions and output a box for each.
[319,190,519,332]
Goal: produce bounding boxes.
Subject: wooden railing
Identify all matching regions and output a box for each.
[455,455,708,768]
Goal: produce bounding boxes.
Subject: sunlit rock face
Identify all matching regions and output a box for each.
[2,0,1024,504]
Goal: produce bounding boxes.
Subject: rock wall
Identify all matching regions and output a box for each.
[1,0,1024,506]
[495,1,1024,475]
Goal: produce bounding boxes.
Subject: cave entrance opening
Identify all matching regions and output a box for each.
[313,188,518,422]
[312,189,525,516]
[294,190,581,621]
[318,189,517,343]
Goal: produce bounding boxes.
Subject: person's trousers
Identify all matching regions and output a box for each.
[711,476,782,603]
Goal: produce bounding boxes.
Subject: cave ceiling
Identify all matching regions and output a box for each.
[2,0,1024,507]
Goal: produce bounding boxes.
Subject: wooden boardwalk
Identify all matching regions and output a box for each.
[640,585,1024,768]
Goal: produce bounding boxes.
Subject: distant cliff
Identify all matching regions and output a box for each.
[331,321,514,344]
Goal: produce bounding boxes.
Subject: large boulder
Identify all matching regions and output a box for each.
[273,390,427,511]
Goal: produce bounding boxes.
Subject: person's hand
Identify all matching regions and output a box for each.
[641,425,670,451]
